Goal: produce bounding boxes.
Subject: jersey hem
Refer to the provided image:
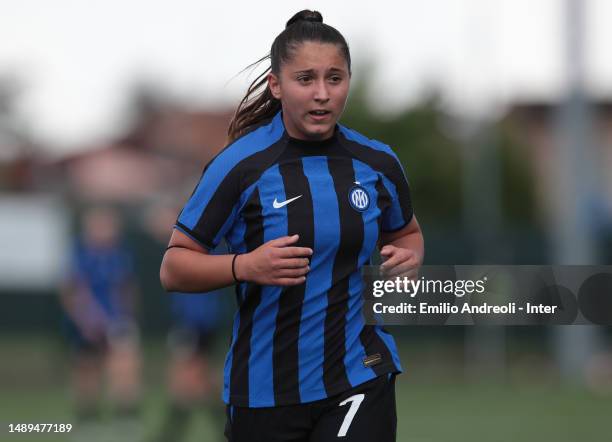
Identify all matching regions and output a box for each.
[224,363,401,408]
[381,211,414,233]
[173,223,215,251]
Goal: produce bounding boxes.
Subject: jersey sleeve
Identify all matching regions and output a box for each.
[175,155,242,250]
[379,155,414,232]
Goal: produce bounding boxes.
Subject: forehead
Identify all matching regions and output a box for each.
[284,41,348,72]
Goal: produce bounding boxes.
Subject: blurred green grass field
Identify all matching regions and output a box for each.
[1,334,610,442]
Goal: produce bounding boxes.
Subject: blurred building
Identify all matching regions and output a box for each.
[54,107,234,204]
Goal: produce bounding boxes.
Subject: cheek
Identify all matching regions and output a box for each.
[282,88,308,109]
[335,84,350,102]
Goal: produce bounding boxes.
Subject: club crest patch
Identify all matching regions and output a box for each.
[348,185,370,211]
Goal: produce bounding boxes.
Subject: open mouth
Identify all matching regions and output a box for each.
[309,110,331,116]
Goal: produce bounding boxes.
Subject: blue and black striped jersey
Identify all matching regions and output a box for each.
[175,111,413,407]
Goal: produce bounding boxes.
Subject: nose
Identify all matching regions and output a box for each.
[313,79,330,102]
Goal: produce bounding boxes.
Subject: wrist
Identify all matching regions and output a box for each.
[233,253,249,282]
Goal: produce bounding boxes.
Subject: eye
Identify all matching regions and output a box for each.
[297,75,312,84]
[329,75,343,83]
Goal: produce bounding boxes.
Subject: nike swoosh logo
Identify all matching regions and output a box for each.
[273,195,302,209]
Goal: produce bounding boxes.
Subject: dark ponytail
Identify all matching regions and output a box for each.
[227,10,351,142]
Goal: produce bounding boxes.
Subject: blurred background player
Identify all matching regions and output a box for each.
[59,206,142,440]
[150,288,226,442]
[145,202,227,442]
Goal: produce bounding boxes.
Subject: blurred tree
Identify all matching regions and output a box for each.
[343,79,462,227]
[0,72,36,191]
[342,71,538,264]
[497,119,536,225]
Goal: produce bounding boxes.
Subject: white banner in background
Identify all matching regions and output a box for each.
[0,195,70,291]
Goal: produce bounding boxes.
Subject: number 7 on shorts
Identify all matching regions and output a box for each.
[337,393,365,437]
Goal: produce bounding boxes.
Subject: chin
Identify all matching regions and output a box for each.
[304,124,333,139]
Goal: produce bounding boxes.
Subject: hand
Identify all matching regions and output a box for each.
[78,315,109,344]
[235,234,312,286]
[379,245,422,279]
[72,293,110,343]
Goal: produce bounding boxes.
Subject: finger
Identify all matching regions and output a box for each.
[386,263,420,278]
[269,234,299,247]
[277,246,314,258]
[280,258,311,269]
[381,253,420,271]
[382,251,416,271]
[274,276,307,286]
[276,266,310,278]
[394,269,419,281]
[380,254,403,271]
[380,245,395,257]
[404,269,420,280]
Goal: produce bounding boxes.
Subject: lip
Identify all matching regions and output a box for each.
[308,110,331,122]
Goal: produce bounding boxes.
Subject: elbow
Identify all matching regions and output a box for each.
[159,254,178,293]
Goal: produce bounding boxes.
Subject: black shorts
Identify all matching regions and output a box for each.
[224,374,397,442]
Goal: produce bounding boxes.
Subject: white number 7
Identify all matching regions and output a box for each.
[337,393,365,437]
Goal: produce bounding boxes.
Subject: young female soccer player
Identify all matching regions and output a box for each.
[160,9,424,442]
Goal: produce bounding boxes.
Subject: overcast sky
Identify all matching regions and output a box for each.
[1,0,611,154]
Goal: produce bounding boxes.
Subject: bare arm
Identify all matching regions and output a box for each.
[59,277,109,342]
[160,229,313,293]
[160,229,235,292]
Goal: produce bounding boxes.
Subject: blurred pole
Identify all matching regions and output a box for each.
[458,2,506,382]
[551,0,603,383]
[461,123,506,381]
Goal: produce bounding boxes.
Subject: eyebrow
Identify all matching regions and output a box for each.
[293,68,346,75]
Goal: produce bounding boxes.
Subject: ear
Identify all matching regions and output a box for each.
[268,72,281,100]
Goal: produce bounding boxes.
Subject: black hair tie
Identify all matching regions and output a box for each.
[166,245,188,251]
[232,253,243,283]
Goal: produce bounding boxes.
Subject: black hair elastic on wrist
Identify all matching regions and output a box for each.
[166,245,188,251]
[231,253,242,283]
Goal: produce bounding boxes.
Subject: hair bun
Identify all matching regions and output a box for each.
[286,10,323,28]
